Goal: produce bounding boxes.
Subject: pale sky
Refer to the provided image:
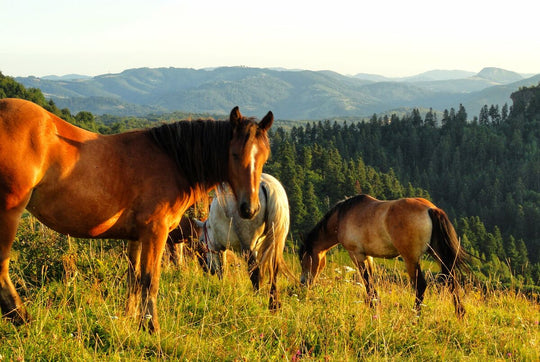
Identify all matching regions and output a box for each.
[1,0,539,78]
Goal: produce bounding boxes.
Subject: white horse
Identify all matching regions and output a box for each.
[195,173,290,310]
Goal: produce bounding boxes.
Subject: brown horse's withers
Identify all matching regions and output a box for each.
[0,98,273,332]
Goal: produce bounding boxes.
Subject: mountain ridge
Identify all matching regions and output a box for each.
[14,66,540,119]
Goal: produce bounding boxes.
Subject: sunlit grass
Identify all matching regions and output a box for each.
[1,235,539,360]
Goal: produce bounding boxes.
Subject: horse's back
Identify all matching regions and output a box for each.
[339,196,433,258]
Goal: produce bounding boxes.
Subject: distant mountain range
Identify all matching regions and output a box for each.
[15,66,540,120]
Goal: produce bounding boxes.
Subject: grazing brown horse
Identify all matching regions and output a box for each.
[0,98,273,332]
[299,194,469,318]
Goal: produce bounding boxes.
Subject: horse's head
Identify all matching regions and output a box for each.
[298,232,327,287]
[227,107,273,219]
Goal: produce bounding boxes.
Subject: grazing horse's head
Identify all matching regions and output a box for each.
[227,107,273,219]
[298,225,331,286]
[299,238,315,286]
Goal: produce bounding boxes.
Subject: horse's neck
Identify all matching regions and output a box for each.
[313,213,340,252]
[148,121,231,192]
[212,185,266,250]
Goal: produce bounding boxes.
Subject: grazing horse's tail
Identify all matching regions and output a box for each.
[428,208,469,317]
[255,176,295,285]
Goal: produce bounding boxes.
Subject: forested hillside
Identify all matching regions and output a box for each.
[1,72,539,287]
[264,85,540,287]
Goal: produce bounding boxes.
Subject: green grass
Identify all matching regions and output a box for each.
[1,230,539,360]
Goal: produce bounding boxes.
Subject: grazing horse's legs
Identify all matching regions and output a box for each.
[405,261,427,315]
[247,251,280,311]
[247,252,260,290]
[448,274,465,319]
[206,250,223,277]
[0,200,30,324]
[349,252,379,307]
[268,264,280,311]
[138,227,168,333]
[125,240,142,317]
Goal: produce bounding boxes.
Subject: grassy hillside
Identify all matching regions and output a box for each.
[1,218,538,360]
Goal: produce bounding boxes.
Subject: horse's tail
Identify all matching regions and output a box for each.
[428,208,469,280]
[428,207,469,317]
[256,176,296,284]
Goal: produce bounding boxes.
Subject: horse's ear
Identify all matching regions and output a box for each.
[230,106,242,127]
[258,111,273,131]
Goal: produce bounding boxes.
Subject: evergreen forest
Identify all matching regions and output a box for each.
[1,71,539,289]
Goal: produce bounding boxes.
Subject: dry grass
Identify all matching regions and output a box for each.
[1,236,539,360]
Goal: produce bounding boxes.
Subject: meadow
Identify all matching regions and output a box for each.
[0,217,538,361]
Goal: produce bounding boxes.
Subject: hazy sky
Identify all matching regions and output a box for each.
[2,0,539,78]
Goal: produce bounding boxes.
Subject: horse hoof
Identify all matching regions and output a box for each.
[3,309,31,326]
[139,314,160,334]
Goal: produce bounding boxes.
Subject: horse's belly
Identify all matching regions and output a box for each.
[343,233,399,259]
[364,241,400,258]
[27,191,135,239]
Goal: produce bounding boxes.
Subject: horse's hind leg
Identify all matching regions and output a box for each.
[268,264,281,311]
[405,261,427,315]
[0,207,30,325]
[449,275,465,318]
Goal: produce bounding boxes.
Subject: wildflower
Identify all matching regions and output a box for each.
[144,314,152,320]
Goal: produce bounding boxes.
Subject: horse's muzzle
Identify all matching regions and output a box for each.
[239,202,260,219]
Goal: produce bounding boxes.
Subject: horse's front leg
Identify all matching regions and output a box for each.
[246,251,260,291]
[206,250,224,278]
[125,240,141,317]
[138,227,168,333]
[349,252,378,307]
[0,206,31,325]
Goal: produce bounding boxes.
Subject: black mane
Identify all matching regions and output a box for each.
[147,120,232,192]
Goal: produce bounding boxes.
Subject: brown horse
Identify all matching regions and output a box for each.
[0,98,273,332]
[299,194,469,318]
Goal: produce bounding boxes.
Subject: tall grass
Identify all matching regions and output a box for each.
[1,220,539,360]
